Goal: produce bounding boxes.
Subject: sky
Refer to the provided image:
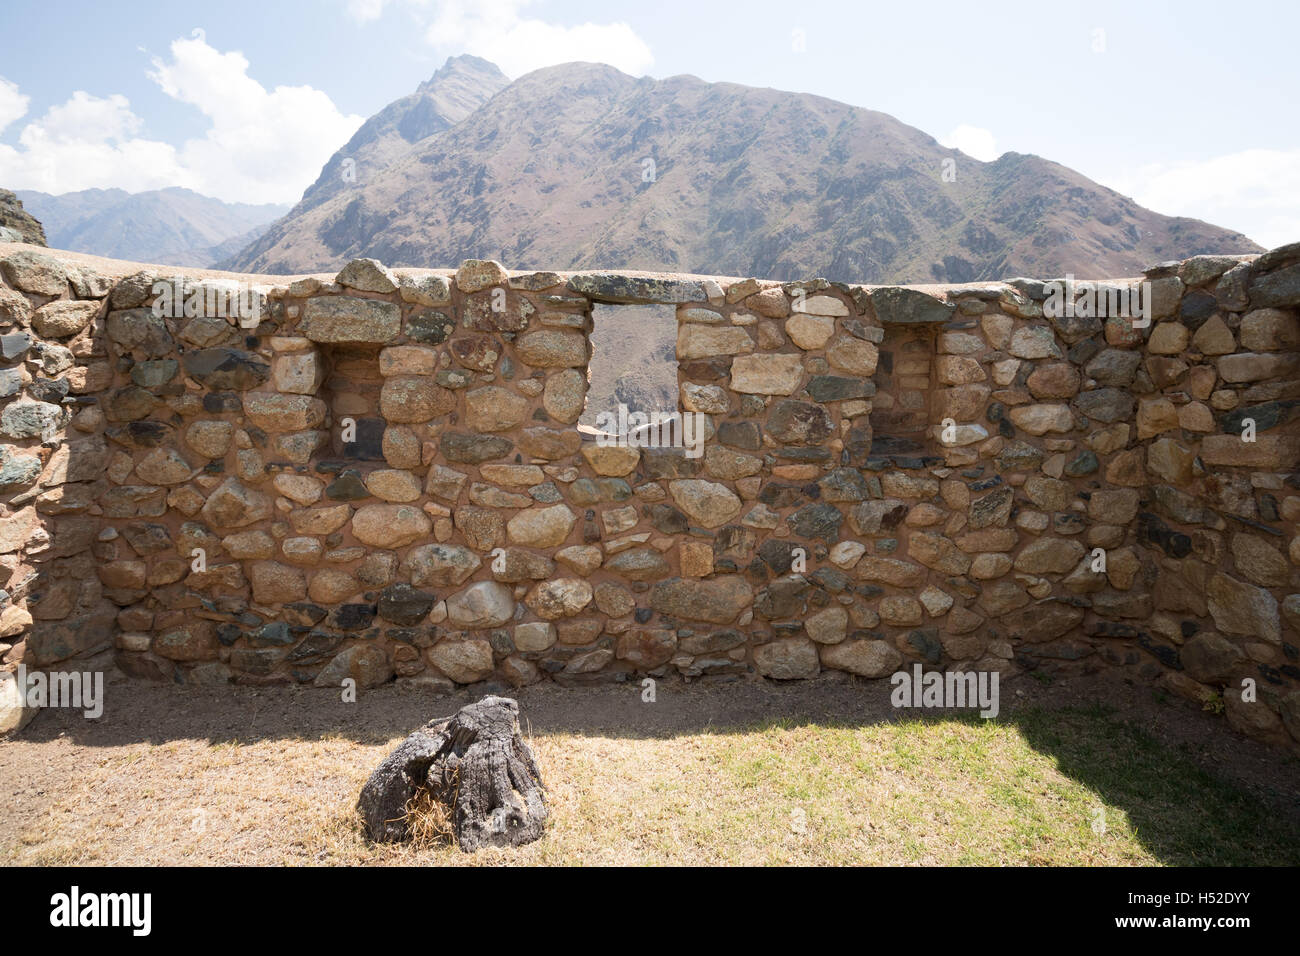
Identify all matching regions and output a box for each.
[0,0,1296,248]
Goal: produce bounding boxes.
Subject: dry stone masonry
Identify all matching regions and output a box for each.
[2,242,1299,747]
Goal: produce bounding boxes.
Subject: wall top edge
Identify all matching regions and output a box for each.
[3,239,1297,312]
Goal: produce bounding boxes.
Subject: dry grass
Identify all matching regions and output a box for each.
[405,778,457,849]
[3,698,1296,867]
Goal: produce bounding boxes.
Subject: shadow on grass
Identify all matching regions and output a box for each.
[981,703,1299,866]
[8,675,1300,866]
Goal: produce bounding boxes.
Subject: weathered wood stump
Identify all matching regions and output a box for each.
[358,696,547,852]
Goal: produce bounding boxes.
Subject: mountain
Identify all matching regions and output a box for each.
[284,54,510,223]
[16,187,289,267]
[0,189,46,245]
[226,61,1262,280]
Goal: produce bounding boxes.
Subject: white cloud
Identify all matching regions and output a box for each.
[1107,149,1300,252]
[0,36,364,205]
[347,0,390,23]
[0,76,29,135]
[425,0,653,77]
[0,89,188,195]
[25,90,140,143]
[941,124,1000,163]
[148,36,365,204]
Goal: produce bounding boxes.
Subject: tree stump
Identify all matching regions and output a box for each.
[358,696,548,852]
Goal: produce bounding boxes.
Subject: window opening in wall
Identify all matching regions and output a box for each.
[578,303,680,443]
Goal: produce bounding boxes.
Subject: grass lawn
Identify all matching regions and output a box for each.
[4,681,1297,866]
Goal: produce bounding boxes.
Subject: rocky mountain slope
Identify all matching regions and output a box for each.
[281,54,510,224]
[0,189,46,245]
[227,61,1261,280]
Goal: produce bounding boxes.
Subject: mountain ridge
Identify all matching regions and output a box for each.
[225,59,1260,280]
[17,186,288,267]
[276,54,510,227]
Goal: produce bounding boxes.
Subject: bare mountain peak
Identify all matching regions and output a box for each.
[419,54,507,88]
[414,55,510,121]
[228,66,1261,278]
[286,54,509,218]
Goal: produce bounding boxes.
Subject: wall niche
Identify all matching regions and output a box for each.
[869,325,938,464]
[322,344,385,460]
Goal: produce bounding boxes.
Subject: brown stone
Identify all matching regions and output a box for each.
[542,369,587,424]
[309,569,361,603]
[1145,438,1196,484]
[909,532,972,575]
[615,628,677,669]
[754,638,819,679]
[1136,397,1178,440]
[853,556,926,588]
[825,336,879,376]
[936,355,986,385]
[352,504,432,547]
[1104,448,1146,487]
[784,314,835,349]
[1013,538,1085,574]
[186,420,234,459]
[250,561,307,604]
[1009,403,1072,435]
[200,479,271,528]
[454,507,504,551]
[1191,314,1236,355]
[580,443,640,477]
[729,353,803,394]
[1206,572,1280,644]
[1181,633,1242,683]
[879,595,923,626]
[1239,308,1299,352]
[290,504,351,535]
[364,469,422,503]
[134,447,194,485]
[1217,352,1300,383]
[243,393,327,432]
[1026,363,1081,399]
[650,576,752,624]
[464,385,529,432]
[977,580,1031,615]
[428,639,495,683]
[1230,533,1290,587]
[517,328,589,367]
[380,377,456,423]
[667,479,742,528]
[507,504,577,547]
[32,300,99,338]
[1147,321,1189,354]
[525,578,593,620]
[1200,435,1300,469]
[819,639,901,678]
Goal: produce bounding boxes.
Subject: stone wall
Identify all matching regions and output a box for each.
[2,242,1299,747]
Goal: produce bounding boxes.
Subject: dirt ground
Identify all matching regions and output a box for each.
[2,669,1297,866]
